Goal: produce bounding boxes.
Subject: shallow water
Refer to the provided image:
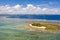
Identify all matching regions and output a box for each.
[0,18,60,40]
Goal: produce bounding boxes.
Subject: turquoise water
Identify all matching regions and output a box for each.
[0,18,60,40]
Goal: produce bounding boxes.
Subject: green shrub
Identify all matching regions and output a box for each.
[32,23,43,27]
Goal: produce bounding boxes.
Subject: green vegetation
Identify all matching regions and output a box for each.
[45,25,57,30]
[32,23,57,30]
[32,23,44,27]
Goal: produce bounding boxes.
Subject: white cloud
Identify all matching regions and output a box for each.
[0,4,60,15]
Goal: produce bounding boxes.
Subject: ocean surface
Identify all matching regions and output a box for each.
[0,18,60,40]
[8,15,60,20]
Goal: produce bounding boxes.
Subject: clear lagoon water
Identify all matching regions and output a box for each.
[0,18,60,40]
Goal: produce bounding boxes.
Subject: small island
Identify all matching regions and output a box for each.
[24,21,60,32]
[32,23,56,29]
[29,23,46,32]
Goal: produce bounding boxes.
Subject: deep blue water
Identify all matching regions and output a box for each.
[8,15,60,20]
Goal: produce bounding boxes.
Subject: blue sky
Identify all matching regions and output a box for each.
[0,0,60,14]
[0,0,60,8]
